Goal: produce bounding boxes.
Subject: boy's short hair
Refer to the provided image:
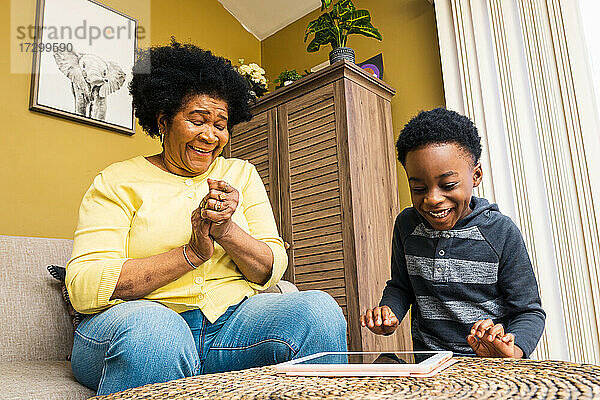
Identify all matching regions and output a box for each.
[396,108,482,166]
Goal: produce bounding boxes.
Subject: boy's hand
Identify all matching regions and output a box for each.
[360,306,399,335]
[467,319,524,358]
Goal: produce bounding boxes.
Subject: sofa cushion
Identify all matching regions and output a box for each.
[0,234,298,364]
[48,265,85,331]
[0,235,74,362]
[0,361,95,399]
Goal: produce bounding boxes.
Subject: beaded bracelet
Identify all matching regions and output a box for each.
[182,244,200,269]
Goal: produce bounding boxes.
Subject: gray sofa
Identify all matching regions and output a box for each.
[0,235,297,400]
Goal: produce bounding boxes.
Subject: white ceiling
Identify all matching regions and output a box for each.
[218,0,321,41]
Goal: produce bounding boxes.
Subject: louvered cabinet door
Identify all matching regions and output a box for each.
[226,109,281,234]
[277,84,350,321]
[227,63,407,352]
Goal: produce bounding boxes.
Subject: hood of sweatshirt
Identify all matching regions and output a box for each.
[453,196,499,229]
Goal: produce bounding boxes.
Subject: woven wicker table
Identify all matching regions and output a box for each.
[91,357,600,399]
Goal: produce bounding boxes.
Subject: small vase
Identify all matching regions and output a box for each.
[329,47,355,64]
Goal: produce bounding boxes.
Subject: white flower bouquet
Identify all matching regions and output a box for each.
[236,59,268,97]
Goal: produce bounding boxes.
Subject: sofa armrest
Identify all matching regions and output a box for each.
[259,280,299,294]
[275,280,299,293]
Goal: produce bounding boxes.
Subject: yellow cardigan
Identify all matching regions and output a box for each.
[66,156,287,323]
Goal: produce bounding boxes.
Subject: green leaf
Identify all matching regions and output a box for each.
[305,19,318,31]
[304,19,319,41]
[340,10,370,35]
[306,37,322,52]
[345,10,371,26]
[347,22,383,40]
[306,29,337,52]
[332,0,355,19]
[304,13,333,41]
[321,0,332,11]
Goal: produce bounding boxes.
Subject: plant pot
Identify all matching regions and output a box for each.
[329,47,355,64]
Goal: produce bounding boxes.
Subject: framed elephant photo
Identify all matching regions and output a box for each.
[29,0,138,135]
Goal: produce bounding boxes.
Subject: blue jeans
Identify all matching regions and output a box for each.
[71,290,347,395]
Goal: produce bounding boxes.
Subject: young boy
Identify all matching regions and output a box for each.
[361,108,546,358]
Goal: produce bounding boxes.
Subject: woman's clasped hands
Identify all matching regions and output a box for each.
[187,178,239,265]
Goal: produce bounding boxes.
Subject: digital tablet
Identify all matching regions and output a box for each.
[274,351,455,377]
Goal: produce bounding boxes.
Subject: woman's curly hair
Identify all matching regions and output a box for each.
[129,38,253,138]
[396,108,482,166]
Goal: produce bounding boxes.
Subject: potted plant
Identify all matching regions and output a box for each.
[304,0,382,64]
[273,69,312,89]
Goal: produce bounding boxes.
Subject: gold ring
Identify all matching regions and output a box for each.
[219,193,227,201]
[215,202,221,211]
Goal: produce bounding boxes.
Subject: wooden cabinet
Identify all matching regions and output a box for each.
[224,61,411,352]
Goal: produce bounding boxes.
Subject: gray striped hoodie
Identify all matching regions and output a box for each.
[380,196,545,357]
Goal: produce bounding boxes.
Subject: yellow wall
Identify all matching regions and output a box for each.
[260,0,445,209]
[1,0,261,239]
[2,0,443,239]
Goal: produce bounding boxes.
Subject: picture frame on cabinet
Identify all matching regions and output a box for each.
[357,53,384,80]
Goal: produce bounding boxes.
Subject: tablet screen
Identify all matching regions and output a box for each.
[295,352,438,365]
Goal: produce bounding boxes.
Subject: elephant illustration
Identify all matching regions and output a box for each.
[53,49,126,120]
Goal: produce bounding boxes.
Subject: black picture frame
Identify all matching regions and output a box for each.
[29,0,137,135]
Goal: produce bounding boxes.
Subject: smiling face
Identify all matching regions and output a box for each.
[405,142,483,231]
[158,94,229,177]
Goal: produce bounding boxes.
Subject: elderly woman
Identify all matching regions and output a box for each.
[66,40,347,396]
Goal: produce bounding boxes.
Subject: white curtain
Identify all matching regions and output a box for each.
[432,0,600,363]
